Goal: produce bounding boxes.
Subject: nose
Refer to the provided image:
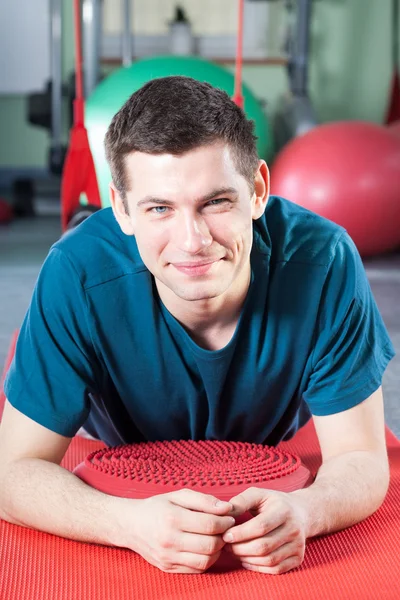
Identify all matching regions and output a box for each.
[174,212,213,254]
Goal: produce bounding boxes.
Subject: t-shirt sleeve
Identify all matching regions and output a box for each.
[303,232,395,416]
[3,247,100,436]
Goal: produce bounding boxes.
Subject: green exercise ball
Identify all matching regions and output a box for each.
[86,55,273,208]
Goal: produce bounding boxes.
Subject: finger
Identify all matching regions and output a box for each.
[239,541,302,565]
[168,488,233,515]
[223,511,285,544]
[177,532,226,555]
[177,506,236,536]
[227,487,267,517]
[161,565,205,574]
[242,554,302,575]
[226,525,285,557]
[178,550,223,572]
[156,561,207,575]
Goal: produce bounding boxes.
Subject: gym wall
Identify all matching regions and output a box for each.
[0,0,394,171]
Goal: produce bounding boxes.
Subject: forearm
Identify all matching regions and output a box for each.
[291,450,390,538]
[0,458,136,547]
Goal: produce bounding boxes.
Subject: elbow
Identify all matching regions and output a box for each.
[0,491,14,524]
[370,458,390,514]
[0,506,19,526]
[0,467,22,526]
[379,468,390,506]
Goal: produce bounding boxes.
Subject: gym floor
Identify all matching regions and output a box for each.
[1,212,399,438]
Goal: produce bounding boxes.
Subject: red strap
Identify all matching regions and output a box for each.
[233,0,244,109]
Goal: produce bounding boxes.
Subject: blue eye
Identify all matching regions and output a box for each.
[150,206,169,214]
[207,198,229,206]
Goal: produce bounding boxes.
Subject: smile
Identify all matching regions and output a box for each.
[172,259,220,276]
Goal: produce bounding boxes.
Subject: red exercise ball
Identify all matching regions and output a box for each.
[0,198,13,224]
[270,121,400,256]
[388,120,400,138]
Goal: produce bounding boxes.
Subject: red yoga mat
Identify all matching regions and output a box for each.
[1,335,400,599]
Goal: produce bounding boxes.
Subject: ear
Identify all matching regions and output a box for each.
[251,160,270,220]
[109,182,135,236]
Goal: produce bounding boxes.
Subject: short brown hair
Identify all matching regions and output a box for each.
[104,76,259,207]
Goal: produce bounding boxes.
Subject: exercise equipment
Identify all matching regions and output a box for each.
[74,437,312,570]
[385,0,400,124]
[27,0,67,176]
[28,80,53,132]
[273,0,318,152]
[388,119,400,137]
[60,0,101,231]
[0,199,13,225]
[65,203,100,231]
[85,55,273,208]
[73,440,312,500]
[232,0,244,109]
[271,121,400,257]
[12,179,35,218]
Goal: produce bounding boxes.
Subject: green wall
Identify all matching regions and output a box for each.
[0,0,396,169]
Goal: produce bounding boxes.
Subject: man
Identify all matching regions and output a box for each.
[0,77,395,575]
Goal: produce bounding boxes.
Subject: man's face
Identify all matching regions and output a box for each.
[111,142,268,303]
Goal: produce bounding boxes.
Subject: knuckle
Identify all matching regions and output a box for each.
[157,549,171,565]
[194,556,210,572]
[256,540,270,556]
[294,546,305,564]
[290,526,301,540]
[160,564,174,573]
[273,557,300,575]
[257,520,269,536]
[264,553,278,567]
[215,537,225,552]
[280,505,291,520]
[158,556,173,572]
[203,539,217,555]
[158,531,174,549]
[204,518,217,535]
[273,563,287,575]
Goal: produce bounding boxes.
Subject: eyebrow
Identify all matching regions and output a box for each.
[136,186,238,208]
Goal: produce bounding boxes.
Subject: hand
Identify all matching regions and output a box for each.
[123,489,235,573]
[222,487,308,574]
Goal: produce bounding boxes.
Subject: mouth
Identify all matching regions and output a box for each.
[172,259,221,277]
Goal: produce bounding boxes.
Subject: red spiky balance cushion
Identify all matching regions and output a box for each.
[74,439,313,499]
[74,439,313,569]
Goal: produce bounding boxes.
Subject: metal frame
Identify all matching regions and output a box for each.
[50,0,63,155]
[121,0,132,66]
[82,0,102,97]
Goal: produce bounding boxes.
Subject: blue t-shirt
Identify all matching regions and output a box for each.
[4,196,395,447]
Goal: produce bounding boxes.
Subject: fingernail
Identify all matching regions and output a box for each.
[224,533,234,542]
[216,500,231,508]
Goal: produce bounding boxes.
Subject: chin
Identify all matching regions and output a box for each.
[172,284,225,302]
